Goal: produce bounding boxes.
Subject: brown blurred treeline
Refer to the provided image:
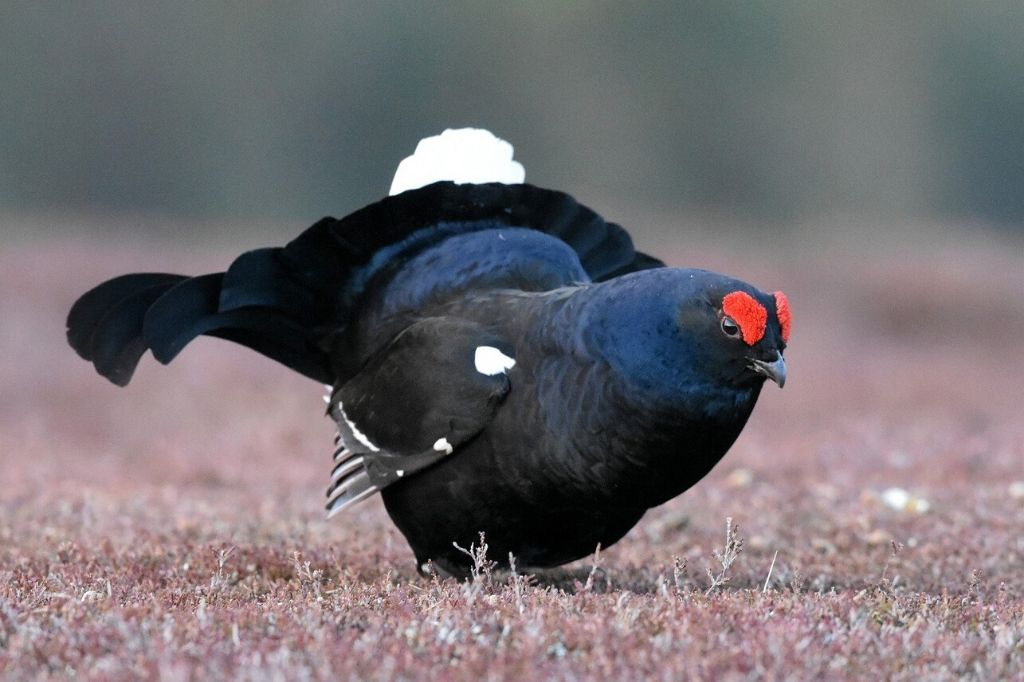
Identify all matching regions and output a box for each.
[2,2,1022,229]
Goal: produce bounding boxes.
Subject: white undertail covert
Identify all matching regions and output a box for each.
[389,128,525,196]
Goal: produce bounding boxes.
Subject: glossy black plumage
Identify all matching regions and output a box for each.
[67,180,788,576]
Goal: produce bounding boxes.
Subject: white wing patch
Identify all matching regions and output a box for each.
[337,401,381,452]
[474,346,516,376]
[389,128,525,196]
[433,437,454,454]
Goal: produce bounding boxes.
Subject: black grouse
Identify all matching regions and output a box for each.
[67,129,791,576]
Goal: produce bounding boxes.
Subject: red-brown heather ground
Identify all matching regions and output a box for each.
[2,217,1023,680]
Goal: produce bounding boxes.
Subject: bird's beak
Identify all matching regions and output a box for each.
[748,352,787,388]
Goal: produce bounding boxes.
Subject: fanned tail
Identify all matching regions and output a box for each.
[67,182,663,386]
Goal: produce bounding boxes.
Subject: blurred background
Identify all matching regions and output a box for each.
[2,3,1023,515]
[3,1,1024,235]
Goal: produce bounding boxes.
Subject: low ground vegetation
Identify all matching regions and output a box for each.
[2,228,1022,679]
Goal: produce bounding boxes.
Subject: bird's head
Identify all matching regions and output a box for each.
[587,268,791,404]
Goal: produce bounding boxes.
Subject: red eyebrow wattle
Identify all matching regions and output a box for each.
[722,291,767,345]
[774,291,791,343]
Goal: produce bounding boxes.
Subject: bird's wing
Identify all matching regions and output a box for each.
[324,317,513,516]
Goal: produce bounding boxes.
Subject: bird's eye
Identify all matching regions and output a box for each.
[721,317,741,338]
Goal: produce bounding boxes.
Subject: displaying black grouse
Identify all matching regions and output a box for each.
[67,129,791,576]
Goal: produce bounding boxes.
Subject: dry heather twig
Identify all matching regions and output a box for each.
[212,545,236,592]
[583,543,602,593]
[762,550,779,593]
[876,540,904,592]
[452,532,495,584]
[672,555,688,596]
[507,553,532,614]
[292,551,324,601]
[705,517,744,596]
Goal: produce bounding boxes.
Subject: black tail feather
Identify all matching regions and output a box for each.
[67,273,187,362]
[68,182,664,386]
[68,269,333,386]
[206,324,331,383]
[218,248,320,314]
[142,273,332,381]
[142,273,232,364]
[88,280,189,386]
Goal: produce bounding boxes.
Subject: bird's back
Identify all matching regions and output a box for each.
[332,227,589,375]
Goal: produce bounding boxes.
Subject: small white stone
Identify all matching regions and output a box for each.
[880,487,930,513]
[433,437,454,454]
[474,346,515,376]
[396,470,405,477]
[881,487,909,510]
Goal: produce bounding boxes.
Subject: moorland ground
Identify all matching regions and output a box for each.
[2,219,1022,679]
